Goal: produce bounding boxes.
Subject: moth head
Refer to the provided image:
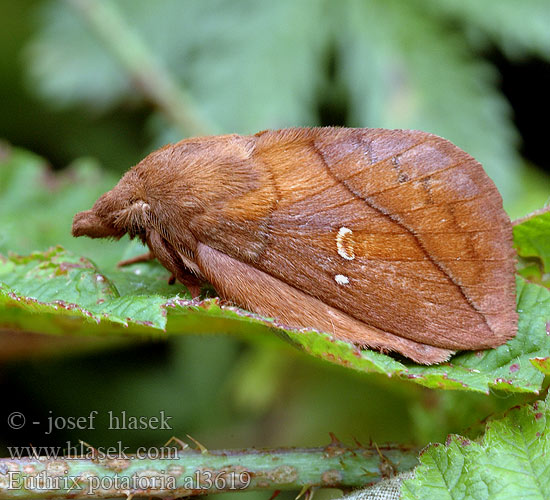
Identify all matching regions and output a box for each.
[73,135,257,243]
[72,175,151,241]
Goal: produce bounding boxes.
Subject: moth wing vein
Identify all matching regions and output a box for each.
[311,140,495,336]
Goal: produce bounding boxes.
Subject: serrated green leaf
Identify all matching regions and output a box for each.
[401,395,550,500]
[514,208,550,274]
[2,245,549,394]
[0,247,169,329]
[530,356,550,374]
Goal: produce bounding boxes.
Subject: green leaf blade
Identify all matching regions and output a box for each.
[401,396,550,500]
[2,245,549,394]
[514,208,550,274]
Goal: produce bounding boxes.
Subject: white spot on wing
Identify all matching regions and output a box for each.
[336,226,355,260]
[334,274,349,285]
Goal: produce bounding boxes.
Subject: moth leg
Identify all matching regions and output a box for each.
[117,252,155,268]
[174,274,202,298]
[195,243,454,365]
[146,230,203,298]
[116,251,197,292]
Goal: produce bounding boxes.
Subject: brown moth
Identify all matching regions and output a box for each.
[72,128,517,364]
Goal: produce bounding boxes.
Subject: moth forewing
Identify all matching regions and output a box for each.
[72,127,518,364]
[195,243,455,364]
[249,128,517,350]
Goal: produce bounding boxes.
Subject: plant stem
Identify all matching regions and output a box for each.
[0,441,418,498]
[66,0,214,137]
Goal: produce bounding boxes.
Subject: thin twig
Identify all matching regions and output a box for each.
[0,442,418,498]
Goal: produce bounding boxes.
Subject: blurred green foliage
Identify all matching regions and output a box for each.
[1,1,549,498]
[21,0,550,211]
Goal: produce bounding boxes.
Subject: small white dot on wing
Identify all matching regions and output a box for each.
[334,274,349,285]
